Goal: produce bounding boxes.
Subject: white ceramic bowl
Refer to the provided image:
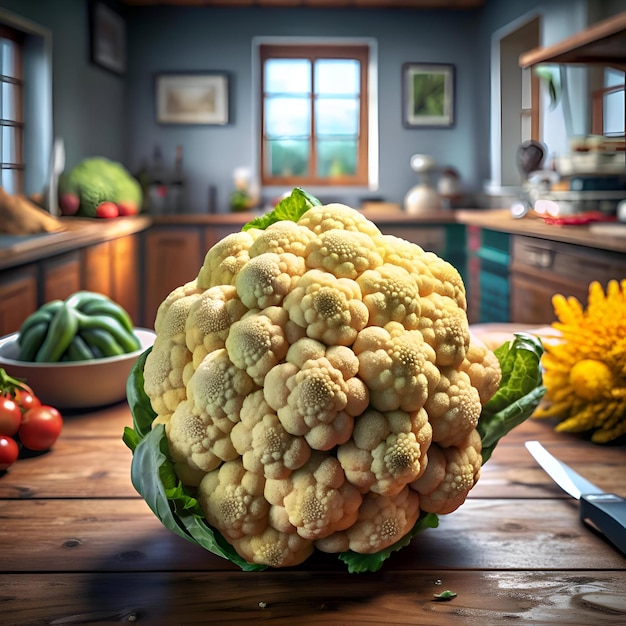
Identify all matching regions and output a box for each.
[0,328,156,409]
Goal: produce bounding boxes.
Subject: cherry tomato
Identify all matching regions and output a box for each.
[18,405,63,451]
[0,397,22,436]
[5,385,41,413]
[0,435,19,470]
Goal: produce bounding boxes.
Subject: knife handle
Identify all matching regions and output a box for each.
[580,493,626,556]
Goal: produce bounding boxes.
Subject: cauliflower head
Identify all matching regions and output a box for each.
[138,192,509,570]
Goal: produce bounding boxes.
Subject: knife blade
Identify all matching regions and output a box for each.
[525,440,626,556]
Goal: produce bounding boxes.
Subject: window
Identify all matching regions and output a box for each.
[260,43,370,187]
[592,68,625,137]
[0,25,24,195]
[490,16,541,190]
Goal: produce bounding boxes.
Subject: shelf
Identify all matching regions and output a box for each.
[519,11,626,69]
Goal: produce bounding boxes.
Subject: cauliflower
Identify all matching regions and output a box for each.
[125,188,545,573]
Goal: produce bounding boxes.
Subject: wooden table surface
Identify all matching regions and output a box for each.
[1,402,625,625]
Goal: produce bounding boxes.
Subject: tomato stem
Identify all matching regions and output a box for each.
[0,367,29,394]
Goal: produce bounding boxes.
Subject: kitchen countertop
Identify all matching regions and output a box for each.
[457,209,626,253]
[0,215,151,271]
[1,403,624,624]
[2,208,624,272]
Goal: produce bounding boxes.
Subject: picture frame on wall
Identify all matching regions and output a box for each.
[155,73,230,125]
[402,63,455,128]
[89,2,127,75]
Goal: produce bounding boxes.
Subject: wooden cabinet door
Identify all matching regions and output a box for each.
[42,252,81,303]
[144,227,203,328]
[111,235,140,327]
[0,267,38,336]
[83,241,112,297]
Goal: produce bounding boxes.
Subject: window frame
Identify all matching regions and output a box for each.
[0,24,25,195]
[0,10,52,200]
[257,40,374,189]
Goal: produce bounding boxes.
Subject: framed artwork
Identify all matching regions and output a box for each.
[155,73,230,125]
[402,63,455,128]
[89,2,127,75]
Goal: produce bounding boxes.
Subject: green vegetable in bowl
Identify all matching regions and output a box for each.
[123,189,545,572]
[17,291,140,362]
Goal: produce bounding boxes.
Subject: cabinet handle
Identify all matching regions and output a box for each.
[527,248,554,268]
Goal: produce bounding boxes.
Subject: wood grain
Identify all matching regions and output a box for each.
[2,571,625,625]
[1,403,625,624]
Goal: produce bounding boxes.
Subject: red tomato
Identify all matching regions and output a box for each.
[19,405,63,451]
[117,200,139,216]
[0,435,19,470]
[96,201,119,218]
[0,397,22,436]
[5,384,41,413]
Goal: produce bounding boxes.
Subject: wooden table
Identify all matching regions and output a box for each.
[1,402,625,625]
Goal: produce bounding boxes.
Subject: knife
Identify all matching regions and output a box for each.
[525,440,626,555]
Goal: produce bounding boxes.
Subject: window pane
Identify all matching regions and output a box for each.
[317,139,357,177]
[265,96,310,138]
[266,139,309,177]
[315,59,359,95]
[604,89,624,136]
[1,125,18,163]
[316,97,359,135]
[1,82,19,120]
[265,59,311,94]
[0,39,16,77]
[0,167,20,195]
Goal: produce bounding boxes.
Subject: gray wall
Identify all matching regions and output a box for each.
[2,0,623,213]
[124,5,483,212]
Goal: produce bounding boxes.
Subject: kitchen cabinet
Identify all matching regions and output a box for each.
[466,226,510,324]
[83,235,141,325]
[0,233,143,337]
[0,267,38,335]
[510,235,626,324]
[143,226,204,327]
[41,252,82,303]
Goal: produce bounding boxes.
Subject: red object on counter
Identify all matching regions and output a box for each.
[542,211,617,226]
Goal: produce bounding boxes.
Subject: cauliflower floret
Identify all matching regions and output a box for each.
[265,453,363,541]
[411,429,482,515]
[144,282,204,423]
[185,285,248,368]
[188,348,257,423]
[230,390,311,480]
[236,252,306,309]
[316,487,420,555]
[378,234,466,310]
[198,459,270,540]
[461,333,503,405]
[283,269,369,346]
[225,306,301,385]
[337,408,432,496]
[197,230,260,289]
[153,280,203,337]
[418,292,470,367]
[305,229,384,280]
[264,338,369,450]
[248,220,316,257]
[298,203,382,237]
[425,368,482,447]
[353,322,440,412]
[229,527,314,568]
[356,263,422,329]
[167,399,237,475]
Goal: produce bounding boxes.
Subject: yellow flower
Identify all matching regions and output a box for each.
[534,280,626,443]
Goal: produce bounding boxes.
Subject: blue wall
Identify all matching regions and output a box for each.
[1,0,621,213]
